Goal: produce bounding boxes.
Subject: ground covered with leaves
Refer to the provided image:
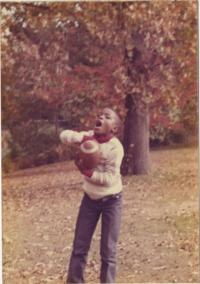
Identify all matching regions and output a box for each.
[3,146,199,284]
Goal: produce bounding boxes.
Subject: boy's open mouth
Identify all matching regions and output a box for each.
[95,120,102,127]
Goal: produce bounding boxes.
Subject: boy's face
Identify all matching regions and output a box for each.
[94,108,118,136]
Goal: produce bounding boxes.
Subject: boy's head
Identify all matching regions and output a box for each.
[94,108,121,136]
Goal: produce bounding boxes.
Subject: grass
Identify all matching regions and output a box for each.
[3,146,199,284]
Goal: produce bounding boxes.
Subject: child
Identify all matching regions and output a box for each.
[60,108,124,283]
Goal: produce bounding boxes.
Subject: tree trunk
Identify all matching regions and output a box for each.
[54,109,59,136]
[122,95,150,175]
[121,108,134,175]
[132,106,150,174]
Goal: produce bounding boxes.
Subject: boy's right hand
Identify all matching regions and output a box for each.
[74,156,84,172]
[74,156,93,177]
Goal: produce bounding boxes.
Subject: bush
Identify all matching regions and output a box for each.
[7,121,62,169]
[2,156,15,173]
[150,124,169,147]
[2,129,15,173]
[2,120,80,170]
[150,124,189,147]
[167,129,187,144]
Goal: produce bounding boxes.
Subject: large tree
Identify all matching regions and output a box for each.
[75,1,197,174]
[1,1,197,174]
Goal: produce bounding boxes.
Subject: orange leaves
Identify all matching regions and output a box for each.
[1,1,198,149]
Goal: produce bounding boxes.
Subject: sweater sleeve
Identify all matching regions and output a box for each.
[60,130,93,144]
[88,143,124,187]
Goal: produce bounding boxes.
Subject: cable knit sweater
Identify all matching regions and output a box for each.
[60,130,124,200]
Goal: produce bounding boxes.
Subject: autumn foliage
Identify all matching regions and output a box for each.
[1,1,197,171]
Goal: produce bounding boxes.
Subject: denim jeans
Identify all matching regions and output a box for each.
[66,192,122,283]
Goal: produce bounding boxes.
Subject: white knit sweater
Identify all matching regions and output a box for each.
[60,130,124,200]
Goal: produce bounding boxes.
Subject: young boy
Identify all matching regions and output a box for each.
[60,108,124,283]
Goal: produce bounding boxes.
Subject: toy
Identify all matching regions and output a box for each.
[79,140,100,169]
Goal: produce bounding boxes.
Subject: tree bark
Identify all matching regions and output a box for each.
[121,108,134,175]
[132,106,150,174]
[122,95,150,175]
[54,108,59,136]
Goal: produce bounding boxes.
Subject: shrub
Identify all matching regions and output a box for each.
[2,129,15,173]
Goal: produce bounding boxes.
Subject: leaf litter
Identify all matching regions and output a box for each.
[3,147,199,283]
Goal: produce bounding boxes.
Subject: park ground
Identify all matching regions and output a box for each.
[2,146,199,284]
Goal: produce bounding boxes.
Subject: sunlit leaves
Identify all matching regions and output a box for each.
[1,1,197,139]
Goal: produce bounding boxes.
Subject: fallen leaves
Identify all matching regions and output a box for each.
[3,147,199,283]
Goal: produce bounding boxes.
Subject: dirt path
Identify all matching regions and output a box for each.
[3,147,199,283]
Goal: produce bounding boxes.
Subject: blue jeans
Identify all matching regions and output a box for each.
[67,192,122,283]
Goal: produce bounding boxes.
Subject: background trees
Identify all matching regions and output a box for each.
[1,1,197,173]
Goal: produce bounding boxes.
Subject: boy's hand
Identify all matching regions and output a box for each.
[74,157,93,177]
[74,156,84,172]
